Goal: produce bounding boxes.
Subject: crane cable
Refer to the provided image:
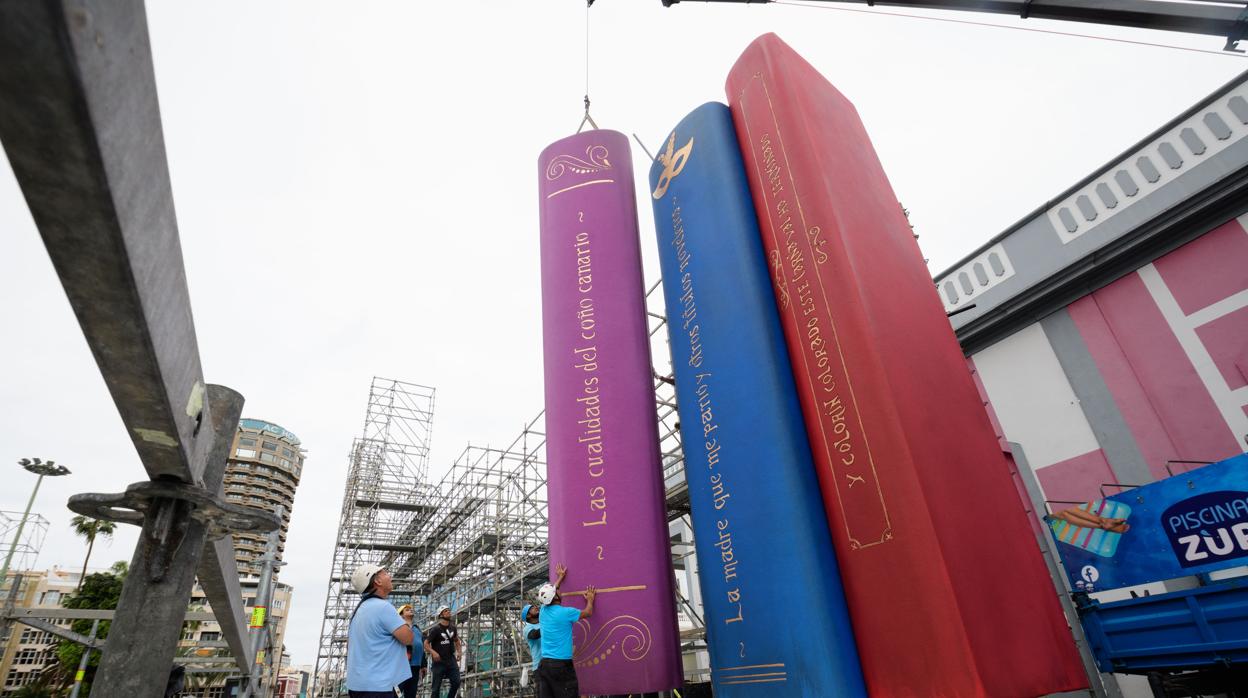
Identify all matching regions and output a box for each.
[579,0,600,133]
[773,0,1248,59]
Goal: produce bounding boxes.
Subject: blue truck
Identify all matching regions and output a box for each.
[1076,576,1248,695]
[1046,454,1248,696]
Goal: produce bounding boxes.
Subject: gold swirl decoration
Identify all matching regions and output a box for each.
[545,145,612,180]
[571,614,652,668]
[769,249,790,309]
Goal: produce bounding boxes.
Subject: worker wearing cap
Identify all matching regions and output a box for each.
[424,605,463,697]
[536,563,596,698]
[345,564,414,698]
[397,604,427,698]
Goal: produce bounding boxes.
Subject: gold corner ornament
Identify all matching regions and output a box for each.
[651,132,693,200]
[546,145,612,181]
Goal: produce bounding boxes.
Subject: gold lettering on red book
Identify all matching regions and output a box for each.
[737,74,892,549]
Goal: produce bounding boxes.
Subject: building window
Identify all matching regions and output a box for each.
[239,437,256,447]
[200,631,220,642]
[18,628,49,645]
[13,648,41,665]
[39,591,60,605]
[236,448,257,459]
[260,453,276,464]
[5,670,38,688]
[261,441,278,451]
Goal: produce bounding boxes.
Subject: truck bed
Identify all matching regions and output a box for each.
[1078,577,1248,674]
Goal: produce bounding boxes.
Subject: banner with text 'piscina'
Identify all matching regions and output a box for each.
[536,129,681,695]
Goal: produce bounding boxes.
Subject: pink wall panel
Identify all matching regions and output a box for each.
[1067,296,1178,480]
[1036,449,1116,505]
[1194,305,1248,391]
[1086,273,1241,463]
[1153,218,1248,315]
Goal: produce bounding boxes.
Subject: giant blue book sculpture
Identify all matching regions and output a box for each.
[649,102,866,696]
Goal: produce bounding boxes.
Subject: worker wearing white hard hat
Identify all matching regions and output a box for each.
[536,563,597,698]
[345,564,415,698]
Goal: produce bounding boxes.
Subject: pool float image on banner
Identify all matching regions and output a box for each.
[1049,500,1134,559]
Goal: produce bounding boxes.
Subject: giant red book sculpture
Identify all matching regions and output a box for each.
[726,34,1087,696]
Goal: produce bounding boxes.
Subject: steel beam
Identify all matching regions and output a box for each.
[0,1,272,691]
[2,608,217,622]
[185,667,249,674]
[194,412,256,676]
[0,0,209,485]
[198,536,254,673]
[12,617,104,651]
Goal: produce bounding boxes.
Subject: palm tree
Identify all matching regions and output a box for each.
[70,516,116,591]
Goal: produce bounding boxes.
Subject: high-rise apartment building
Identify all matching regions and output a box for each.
[225,419,304,576]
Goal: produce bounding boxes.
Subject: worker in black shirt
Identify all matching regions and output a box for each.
[424,606,463,698]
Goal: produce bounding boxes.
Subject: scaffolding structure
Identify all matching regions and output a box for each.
[315,282,707,697]
[314,378,436,696]
[0,511,49,575]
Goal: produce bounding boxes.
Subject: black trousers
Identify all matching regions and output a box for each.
[430,660,461,698]
[537,658,578,698]
[399,664,423,698]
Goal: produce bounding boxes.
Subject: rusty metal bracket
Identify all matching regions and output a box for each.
[69,482,280,583]
[69,481,280,540]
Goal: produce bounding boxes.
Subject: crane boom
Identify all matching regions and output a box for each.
[660,0,1248,51]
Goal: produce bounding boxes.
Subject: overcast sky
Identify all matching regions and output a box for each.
[1,0,1244,671]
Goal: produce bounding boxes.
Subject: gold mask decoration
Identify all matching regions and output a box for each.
[651,132,693,200]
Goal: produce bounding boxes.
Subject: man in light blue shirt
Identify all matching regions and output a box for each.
[536,564,596,698]
[346,564,414,697]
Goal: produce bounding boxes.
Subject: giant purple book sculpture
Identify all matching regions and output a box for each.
[536,129,682,694]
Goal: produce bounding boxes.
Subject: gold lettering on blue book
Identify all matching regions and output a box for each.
[663,196,748,629]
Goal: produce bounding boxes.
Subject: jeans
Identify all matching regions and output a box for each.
[537,658,578,698]
[430,660,461,698]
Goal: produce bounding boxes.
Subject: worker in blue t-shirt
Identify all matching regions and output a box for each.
[345,564,414,698]
[536,563,597,698]
[397,604,427,698]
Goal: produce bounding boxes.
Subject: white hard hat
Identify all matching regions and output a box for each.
[351,564,384,594]
[537,583,557,605]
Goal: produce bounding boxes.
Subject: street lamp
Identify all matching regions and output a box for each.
[0,458,71,586]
